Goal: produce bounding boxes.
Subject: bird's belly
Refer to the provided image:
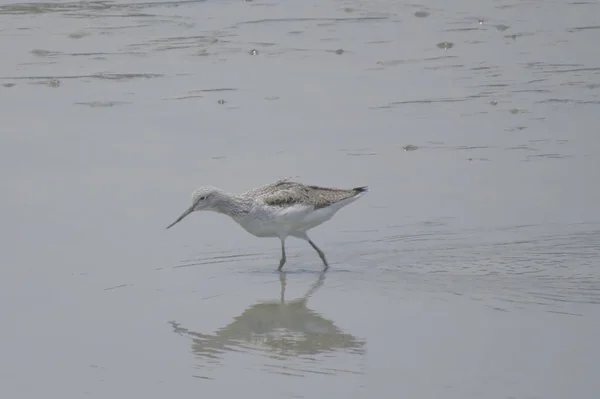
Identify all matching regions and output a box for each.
[236,205,338,238]
[295,207,336,230]
[237,217,282,238]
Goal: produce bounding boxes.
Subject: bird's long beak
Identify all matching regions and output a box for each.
[166,206,194,229]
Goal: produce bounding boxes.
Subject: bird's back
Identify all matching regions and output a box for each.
[257,181,367,210]
[241,177,292,198]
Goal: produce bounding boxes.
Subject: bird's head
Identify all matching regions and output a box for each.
[166,186,223,229]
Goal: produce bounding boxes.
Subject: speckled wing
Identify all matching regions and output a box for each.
[241,177,293,198]
[259,182,367,209]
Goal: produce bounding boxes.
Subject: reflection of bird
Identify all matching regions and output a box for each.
[166,177,368,270]
[169,271,365,359]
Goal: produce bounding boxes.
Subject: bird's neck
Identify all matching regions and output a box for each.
[213,193,253,219]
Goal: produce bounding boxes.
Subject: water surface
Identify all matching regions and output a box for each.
[1,0,599,398]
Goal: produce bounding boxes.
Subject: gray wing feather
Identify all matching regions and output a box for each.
[259,182,365,209]
[241,177,293,197]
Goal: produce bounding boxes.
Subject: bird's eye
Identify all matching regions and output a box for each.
[199,196,206,201]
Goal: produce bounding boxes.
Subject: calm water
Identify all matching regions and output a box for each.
[1,0,599,398]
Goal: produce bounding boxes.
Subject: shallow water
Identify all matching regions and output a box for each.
[1,0,599,398]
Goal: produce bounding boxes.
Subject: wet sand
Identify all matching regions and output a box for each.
[1,0,599,398]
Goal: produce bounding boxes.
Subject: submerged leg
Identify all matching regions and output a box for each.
[308,239,329,270]
[279,271,287,303]
[278,239,287,271]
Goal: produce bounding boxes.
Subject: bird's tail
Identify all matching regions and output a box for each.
[353,186,369,194]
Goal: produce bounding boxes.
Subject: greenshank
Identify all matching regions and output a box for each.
[166,177,368,270]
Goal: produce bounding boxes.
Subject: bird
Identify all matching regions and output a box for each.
[166,177,368,270]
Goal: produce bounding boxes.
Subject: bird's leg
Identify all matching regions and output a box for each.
[308,239,329,270]
[278,239,287,271]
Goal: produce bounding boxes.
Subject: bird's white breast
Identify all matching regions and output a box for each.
[233,203,332,238]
